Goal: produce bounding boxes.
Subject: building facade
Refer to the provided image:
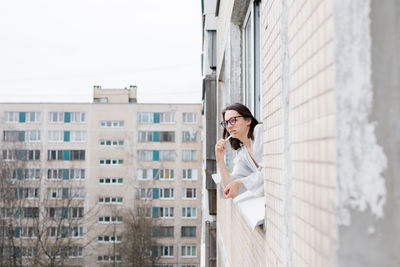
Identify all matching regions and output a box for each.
[203,0,400,266]
[0,87,202,267]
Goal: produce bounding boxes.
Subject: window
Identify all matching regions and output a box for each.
[70,150,85,160]
[159,169,174,180]
[160,112,175,123]
[2,150,16,161]
[22,246,36,258]
[70,188,85,199]
[182,150,197,161]
[26,150,40,160]
[182,112,197,123]
[138,131,153,142]
[137,207,151,218]
[48,169,63,180]
[70,169,85,179]
[182,188,197,199]
[25,130,40,142]
[182,130,197,142]
[70,207,84,218]
[23,207,39,218]
[156,245,174,257]
[100,120,124,128]
[3,131,20,142]
[17,188,39,199]
[70,112,86,123]
[98,196,123,204]
[70,131,86,142]
[182,169,198,180]
[98,216,123,224]
[4,112,19,122]
[182,207,197,218]
[47,188,62,199]
[137,169,152,180]
[21,227,37,238]
[99,159,124,166]
[181,245,197,257]
[98,235,122,243]
[26,112,41,123]
[160,150,175,161]
[138,112,153,123]
[48,130,64,142]
[138,150,153,161]
[97,255,122,262]
[48,150,63,160]
[243,0,262,120]
[99,139,124,146]
[49,112,64,123]
[24,169,40,180]
[159,188,174,199]
[99,178,123,184]
[160,131,175,142]
[139,188,153,199]
[181,226,196,237]
[153,226,174,238]
[94,97,108,103]
[47,207,63,218]
[160,207,174,218]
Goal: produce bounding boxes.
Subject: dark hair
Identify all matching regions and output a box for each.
[222,103,259,150]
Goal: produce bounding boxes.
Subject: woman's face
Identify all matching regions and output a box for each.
[224,110,251,140]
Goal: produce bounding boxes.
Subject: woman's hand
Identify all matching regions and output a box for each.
[215,139,227,163]
[224,179,242,199]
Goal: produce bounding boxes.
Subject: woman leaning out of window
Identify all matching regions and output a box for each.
[215,103,264,199]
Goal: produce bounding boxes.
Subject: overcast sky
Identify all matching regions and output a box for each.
[0,0,202,103]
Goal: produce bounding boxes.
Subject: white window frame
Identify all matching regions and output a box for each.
[138,112,154,123]
[49,112,64,123]
[98,196,123,204]
[99,120,124,128]
[181,245,197,257]
[182,169,198,180]
[99,139,124,147]
[159,188,174,199]
[70,131,86,142]
[182,112,197,123]
[159,207,174,218]
[138,131,153,142]
[25,130,40,142]
[159,169,174,180]
[4,112,19,122]
[182,150,197,162]
[160,112,175,124]
[99,159,124,166]
[159,150,175,161]
[182,130,197,142]
[182,207,197,219]
[138,150,153,161]
[25,112,41,123]
[70,112,86,123]
[48,130,64,142]
[242,0,262,121]
[182,188,197,199]
[139,188,153,199]
[137,169,153,180]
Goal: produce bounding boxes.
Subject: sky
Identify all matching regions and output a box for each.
[0,0,203,103]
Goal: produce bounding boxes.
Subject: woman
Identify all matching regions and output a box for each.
[215,103,264,199]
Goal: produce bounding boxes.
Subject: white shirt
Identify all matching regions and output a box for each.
[228,123,264,197]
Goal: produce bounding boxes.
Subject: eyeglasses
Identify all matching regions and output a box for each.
[220,116,243,128]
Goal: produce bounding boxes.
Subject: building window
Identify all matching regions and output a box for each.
[160,112,175,123]
[182,207,197,218]
[25,112,41,123]
[159,188,174,199]
[70,112,86,123]
[182,188,197,199]
[160,207,174,218]
[156,245,174,257]
[98,216,123,224]
[3,131,19,142]
[69,207,84,218]
[97,255,122,262]
[138,150,153,161]
[99,139,124,147]
[49,112,64,123]
[70,188,85,199]
[4,112,19,122]
[70,131,86,142]
[98,196,123,204]
[181,226,196,237]
[48,130,64,142]
[97,235,122,243]
[182,130,197,142]
[160,150,175,161]
[153,226,174,238]
[139,188,153,199]
[137,169,152,180]
[138,131,154,142]
[181,245,197,257]
[138,112,154,123]
[70,169,85,179]
[99,159,124,166]
[182,150,197,161]
[159,169,174,180]
[99,120,124,128]
[243,0,262,120]
[137,207,151,218]
[70,150,85,160]
[99,178,123,184]
[48,150,63,160]
[182,112,197,123]
[160,131,175,142]
[25,130,40,142]
[182,169,198,180]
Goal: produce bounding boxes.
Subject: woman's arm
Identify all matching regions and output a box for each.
[215,138,230,187]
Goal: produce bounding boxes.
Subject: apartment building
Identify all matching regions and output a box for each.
[202,0,400,267]
[0,86,202,267]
